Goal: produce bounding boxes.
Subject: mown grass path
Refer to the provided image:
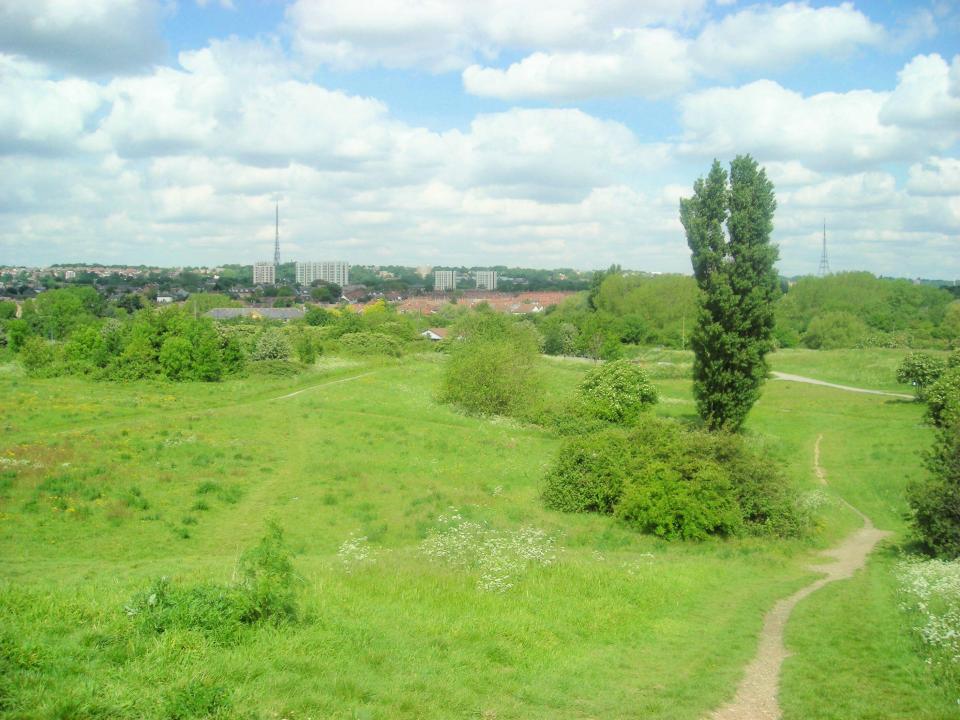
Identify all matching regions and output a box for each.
[771,372,914,400]
[708,435,892,720]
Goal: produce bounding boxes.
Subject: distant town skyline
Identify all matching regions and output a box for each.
[0,1,958,278]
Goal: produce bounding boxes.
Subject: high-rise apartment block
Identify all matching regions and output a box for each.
[434,270,456,292]
[296,261,350,287]
[474,270,498,290]
[253,261,276,285]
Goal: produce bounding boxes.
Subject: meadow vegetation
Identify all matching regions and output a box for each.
[1,290,959,717]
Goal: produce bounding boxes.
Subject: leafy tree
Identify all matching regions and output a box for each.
[159,336,194,381]
[680,155,779,432]
[309,282,340,302]
[0,300,16,320]
[802,311,869,349]
[908,419,960,557]
[926,367,960,428]
[19,336,58,377]
[24,286,103,340]
[304,306,333,326]
[897,352,946,399]
[438,311,542,416]
[5,319,29,352]
[293,331,318,364]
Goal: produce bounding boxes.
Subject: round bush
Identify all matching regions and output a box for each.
[337,331,402,357]
[577,359,658,424]
[926,367,960,428]
[438,315,542,417]
[251,328,292,361]
[541,429,633,513]
[541,415,803,540]
[897,352,946,399]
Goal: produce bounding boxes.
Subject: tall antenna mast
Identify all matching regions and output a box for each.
[273,201,280,267]
[818,218,830,276]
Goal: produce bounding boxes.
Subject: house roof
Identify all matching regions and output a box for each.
[205,307,304,320]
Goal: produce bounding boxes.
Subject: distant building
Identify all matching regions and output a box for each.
[296,261,349,287]
[434,270,456,292]
[156,295,174,304]
[205,307,303,321]
[474,270,498,290]
[420,328,448,341]
[253,262,276,285]
[64,270,76,280]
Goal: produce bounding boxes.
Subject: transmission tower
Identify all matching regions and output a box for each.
[273,202,281,267]
[818,219,830,276]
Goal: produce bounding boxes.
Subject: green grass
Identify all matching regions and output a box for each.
[768,347,945,393]
[0,350,955,718]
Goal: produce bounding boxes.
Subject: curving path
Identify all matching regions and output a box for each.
[771,371,913,400]
[707,434,891,720]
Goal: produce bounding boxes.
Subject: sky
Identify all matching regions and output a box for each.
[0,0,958,278]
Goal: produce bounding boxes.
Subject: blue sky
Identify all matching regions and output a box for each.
[0,0,958,278]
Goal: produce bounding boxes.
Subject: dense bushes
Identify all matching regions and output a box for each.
[336,331,402,357]
[778,272,955,349]
[908,422,960,558]
[577,359,658,423]
[126,523,297,641]
[542,416,805,540]
[897,352,947,399]
[438,311,542,416]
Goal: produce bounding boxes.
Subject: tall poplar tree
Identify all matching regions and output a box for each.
[679,155,779,432]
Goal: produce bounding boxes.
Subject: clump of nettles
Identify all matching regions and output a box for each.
[125,522,297,641]
[542,416,807,541]
[420,509,559,593]
[898,558,960,689]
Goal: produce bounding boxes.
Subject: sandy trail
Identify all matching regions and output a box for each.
[771,372,913,400]
[707,435,891,720]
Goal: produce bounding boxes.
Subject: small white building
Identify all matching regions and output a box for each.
[156,295,174,304]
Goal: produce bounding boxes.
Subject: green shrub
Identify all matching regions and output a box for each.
[438,313,542,416]
[126,523,297,641]
[247,359,301,377]
[577,359,658,424]
[541,429,634,513]
[235,521,297,623]
[542,416,803,540]
[250,328,291,361]
[802,311,870,349]
[926,367,960,428]
[897,352,947,399]
[616,460,743,540]
[908,421,960,557]
[337,331,402,357]
[293,330,319,364]
[159,336,194,381]
[19,336,61,377]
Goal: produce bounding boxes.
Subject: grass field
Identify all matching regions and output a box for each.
[1,350,956,719]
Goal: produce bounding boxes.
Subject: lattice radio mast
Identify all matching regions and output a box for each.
[818,219,830,276]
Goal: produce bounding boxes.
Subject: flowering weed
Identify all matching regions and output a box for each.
[898,558,960,690]
[420,508,559,592]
